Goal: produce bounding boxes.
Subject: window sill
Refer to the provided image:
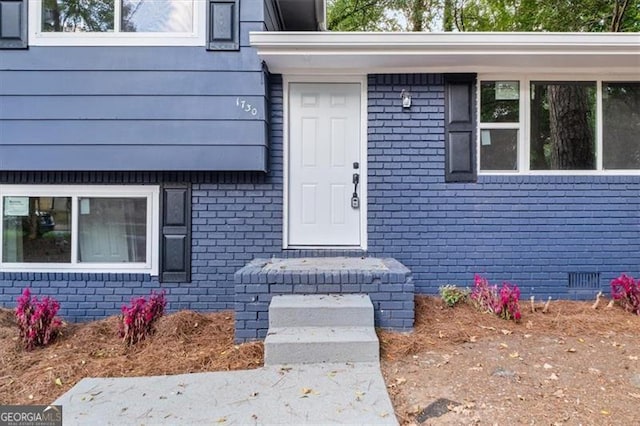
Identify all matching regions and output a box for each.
[479,170,640,176]
[29,32,205,47]
[0,264,157,275]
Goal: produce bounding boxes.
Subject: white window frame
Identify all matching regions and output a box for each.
[478,74,640,176]
[28,0,206,46]
[0,185,160,274]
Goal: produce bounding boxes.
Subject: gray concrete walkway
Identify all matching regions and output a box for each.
[54,363,398,425]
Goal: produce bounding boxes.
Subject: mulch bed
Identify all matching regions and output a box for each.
[1,294,637,408]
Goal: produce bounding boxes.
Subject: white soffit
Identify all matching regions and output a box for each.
[250,32,640,75]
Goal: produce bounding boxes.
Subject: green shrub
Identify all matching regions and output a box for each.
[439,284,469,307]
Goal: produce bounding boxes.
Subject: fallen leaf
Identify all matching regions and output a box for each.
[216,417,227,423]
[509,352,519,358]
[567,348,577,353]
[395,377,407,385]
[629,356,638,361]
[408,405,421,415]
[543,363,553,370]
[380,411,389,418]
[549,373,559,380]
[355,390,365,401]
[480,325,496,331]
[553,390,564,398]
[578,338,585,343]
[501,329,513,335]
[54,378,63,387]
[301,388,312,395]
[499,343,509,349]
[469,335,477,343]
[600,410,610,416]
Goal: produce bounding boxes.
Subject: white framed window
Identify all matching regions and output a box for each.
[29,0,206,46]
[0,185,159,274]
[478,75,640,175]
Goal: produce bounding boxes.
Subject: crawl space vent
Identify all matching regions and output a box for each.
[568,272,600,299]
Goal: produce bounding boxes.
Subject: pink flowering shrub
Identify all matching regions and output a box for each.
[470,274,522,321]
[118,290,167,346]
[610,274,640,315]
[15,288,63,350]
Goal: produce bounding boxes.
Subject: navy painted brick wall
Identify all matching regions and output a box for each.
[366,74,640,300]
[2,73,639,322]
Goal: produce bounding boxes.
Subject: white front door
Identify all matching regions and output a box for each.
[288,83,362,246]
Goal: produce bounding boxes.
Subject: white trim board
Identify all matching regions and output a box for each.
[250,32,640,75]
[282,75,368,250]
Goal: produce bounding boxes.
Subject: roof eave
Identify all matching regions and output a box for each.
[250,32,640,75]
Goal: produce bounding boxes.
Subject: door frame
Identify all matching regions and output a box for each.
[283,75,368,250]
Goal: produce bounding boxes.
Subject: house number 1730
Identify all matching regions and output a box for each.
[236,98,258,116]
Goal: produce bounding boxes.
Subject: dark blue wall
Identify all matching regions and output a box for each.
[1,73,639,323]
[366,74,640,299]
[0,0,274,171]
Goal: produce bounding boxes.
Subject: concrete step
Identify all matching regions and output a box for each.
[264,326,379,365]
[268,294,374,328]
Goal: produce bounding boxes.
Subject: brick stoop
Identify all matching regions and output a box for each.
[264,294,380,365]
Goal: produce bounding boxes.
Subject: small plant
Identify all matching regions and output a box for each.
[15,288,63,351]
[118,290,167,346]
[610,274,640,315]
[470,274,521,321]
[439,284,469,307]
[497,283,521,321]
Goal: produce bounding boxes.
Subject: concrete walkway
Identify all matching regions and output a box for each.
[54,363,398,425]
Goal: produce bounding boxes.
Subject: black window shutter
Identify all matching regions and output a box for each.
[444,73,477,182]
[160,183,191,283]
[0,0,27,49]
[206,0,239,51]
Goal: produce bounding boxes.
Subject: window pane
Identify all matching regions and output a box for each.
[480,81,519,123]
[530,82,596,170]
[603,82,640,169]
[2,197,72,263]
[78,198,147,263]
[480,129,518,171]
[122,0,193,32]
[42,0,115,32]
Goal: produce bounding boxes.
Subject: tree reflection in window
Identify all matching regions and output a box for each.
[42,0,115,32]
[530,82,596,170]
[42,0,193,33]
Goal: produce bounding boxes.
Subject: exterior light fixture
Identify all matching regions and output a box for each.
[401,89,412,108]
